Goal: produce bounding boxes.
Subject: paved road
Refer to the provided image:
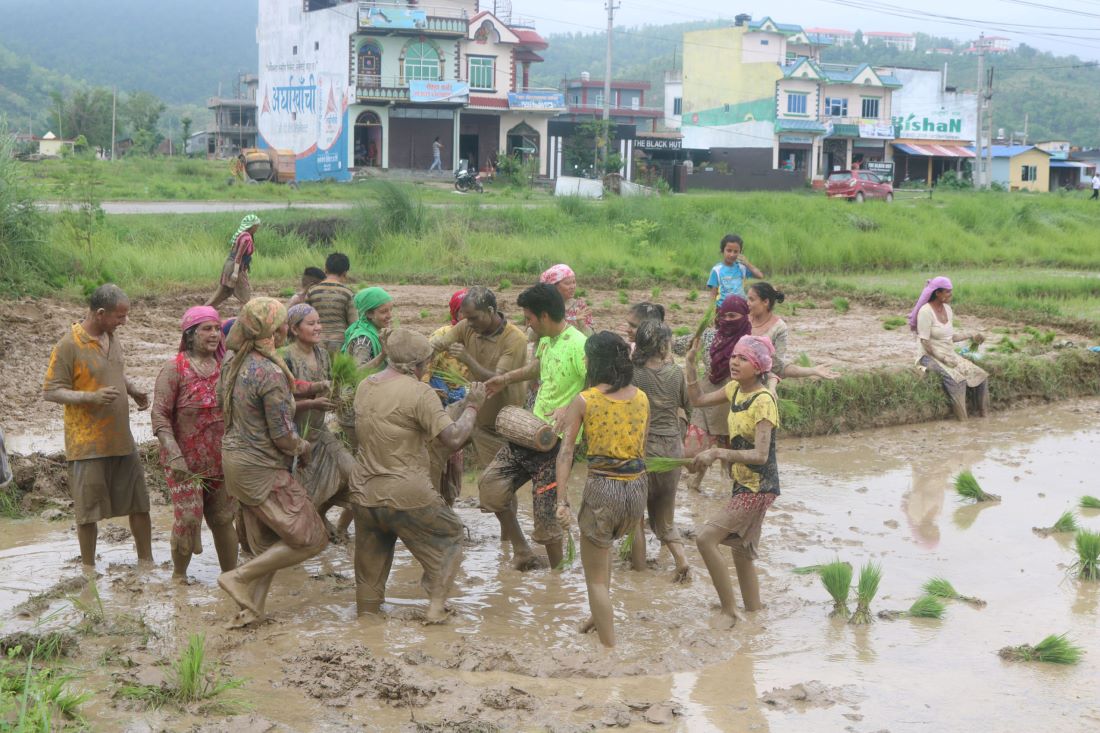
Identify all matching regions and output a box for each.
[41,199,552,215]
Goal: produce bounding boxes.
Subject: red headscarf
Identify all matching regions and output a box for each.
[449,288,468,325]
[709,295,752,384]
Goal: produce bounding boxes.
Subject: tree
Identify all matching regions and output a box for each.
[180,116,193,156]
[60,88,114,151]
[853,29,864,48]
[123,90,165,155]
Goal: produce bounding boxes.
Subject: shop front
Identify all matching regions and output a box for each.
[777,133,813,174]
[892,141,974,185]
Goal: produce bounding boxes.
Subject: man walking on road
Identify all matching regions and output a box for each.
[430,137,444,173]
[43,284,153,575]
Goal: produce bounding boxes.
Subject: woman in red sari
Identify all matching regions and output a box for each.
[152,306,239,581]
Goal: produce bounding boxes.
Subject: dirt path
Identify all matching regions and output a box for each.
[0,284,1074,455]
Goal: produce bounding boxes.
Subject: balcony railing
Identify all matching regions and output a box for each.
[566,103,663,116]
[356,74,411,101]
[357,2,467,35]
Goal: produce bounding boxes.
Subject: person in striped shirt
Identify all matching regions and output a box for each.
[305,252,357,355]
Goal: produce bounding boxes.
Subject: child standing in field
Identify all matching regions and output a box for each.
[706,234,763,306]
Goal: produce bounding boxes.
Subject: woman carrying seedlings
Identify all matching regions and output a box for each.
[217,298,328,628]
[556,331,650,647]
[683,294,752,492]
[746,282,837,390]
[540,264,594,336]
[152,306,238,581]
[349,329,486,622]
[908,277,988,421]
[629,320,692,581]
[686,335,779,629]
[280,303,356,539]
[206,214,261,308]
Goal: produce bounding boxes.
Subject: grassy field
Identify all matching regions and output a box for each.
[5,162,1100,330]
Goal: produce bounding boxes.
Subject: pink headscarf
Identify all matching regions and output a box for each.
[540,263,575,285]
[907,276,953,332]
[733,335,776,374]
[179,306,223,360]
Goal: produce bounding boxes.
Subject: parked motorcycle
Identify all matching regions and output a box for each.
[454,160,483,193]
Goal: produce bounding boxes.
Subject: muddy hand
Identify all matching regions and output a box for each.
[466,382,487,410]
[310,380,332,397]
[691,448,717,473]
[556,502,573,528]
[485,375,507,397]
[132,391,150,411]
[312,397,337,412]
[88,386,121,405]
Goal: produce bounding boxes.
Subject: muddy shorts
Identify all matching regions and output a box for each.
[578,473,647,548]
[478,441,561,544]
[703,488,776,559]
[68,452,150,525]
[216,258,251,303]
[645,433,683,543]
[241,470,327,557]
[352,499,464,609]
[469,425,505,469]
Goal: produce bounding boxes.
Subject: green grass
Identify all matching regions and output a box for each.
[1072,529,1100,581]
[999,633,1083,665]
[819,560,853,619]
[849,562,882,625]
[832,297,850,314]
[954,470,1001,503]
[1080,495,1100,510]
[118,633,244,710]
[882,316,907,330]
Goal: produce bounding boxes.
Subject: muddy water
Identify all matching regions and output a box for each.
[3,401,1100,731]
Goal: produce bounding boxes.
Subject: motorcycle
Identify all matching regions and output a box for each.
[454,160,483,193]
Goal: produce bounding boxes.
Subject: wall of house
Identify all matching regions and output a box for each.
[1007,149,1050,192]
[776,78,819,119]
[819,82,891,122]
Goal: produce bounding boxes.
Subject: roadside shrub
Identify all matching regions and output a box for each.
[0,127,66,294]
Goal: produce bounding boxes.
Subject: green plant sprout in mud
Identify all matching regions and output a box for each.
[1032,511,1078,537]
[999,633,1082,665]
[0,610,90,730]
[922,577,986,607]
[954,470,1000,503]
[819,560,853,619]
[849,562,881,625]
[1071,529,1100,581]
[878,595,946,620]
[117,633,245,712]
[1080,495,1100,510]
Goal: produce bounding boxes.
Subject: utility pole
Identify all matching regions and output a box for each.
[985,66,994,187]
[1022,112,1028,145]
[601,0,619,172]
[111,87,117,161]
[974,34,984,188]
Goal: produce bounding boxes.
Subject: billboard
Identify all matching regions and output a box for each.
[508,91,566,110]
[888,68,977,142]
[410,80,470,103]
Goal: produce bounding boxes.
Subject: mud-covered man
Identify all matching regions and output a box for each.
[43,284,153,574]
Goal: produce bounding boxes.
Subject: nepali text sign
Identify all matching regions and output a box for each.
[635,137,682,150]
[358,6,427,30]
[409,80,469,103]
[508,91,566,110]
[778,134,813,145]
[859,122,895,140]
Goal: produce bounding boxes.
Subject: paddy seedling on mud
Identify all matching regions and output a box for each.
[922,577,986,607]
[498,279,511,291]
[879,595,946,620]
[999,633,1082,665]
[687,289,699,302]
[618,530,635,561]
[954,470,1000,503]
[832,297,850,314]
[644,456,693,474]
[618,290,629,305]
[1079,495,1100,510]
[792,561,850,576]
[1071,529,1100,581]
[1033,511,1078,537]
[882,316,906,330]
[849,562,881,625]
[650,286,661,300]
[418,309,429,319]
[118,633,244,710]
[819,560,853,619]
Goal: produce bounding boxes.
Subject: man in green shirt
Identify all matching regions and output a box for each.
[483,284,587,571]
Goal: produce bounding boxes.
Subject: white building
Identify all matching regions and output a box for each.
[663,70,682,130]
[864,32,916,51]
[887,67,978,184]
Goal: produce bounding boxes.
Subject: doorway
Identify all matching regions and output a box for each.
[506,121,540,165]
[354,110,383,167]
[459,134,479,172]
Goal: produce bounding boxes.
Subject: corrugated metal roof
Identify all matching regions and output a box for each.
[775,119,828,133]
[971,145,1052,157]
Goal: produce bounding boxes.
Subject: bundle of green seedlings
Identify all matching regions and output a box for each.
[694,300,717,342]
[1071,528,1100,581]
[1080,495,1100,510]
[998,633,1083,665]
[555,532,578,571]
[330,352,381,407]
[922,577,986,608]
[954,470,1000,503]
[878,595,945,621]
[1032,510,1078,537]
[819,560,853,619]
[618,530,636,562]
[118,633,244,709]
[644,456,694,474]
[791,560,851,576]
[849,562,882,625]
[432,366,472,389]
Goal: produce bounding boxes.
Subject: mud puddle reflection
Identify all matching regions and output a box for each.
[3,400,1100,731]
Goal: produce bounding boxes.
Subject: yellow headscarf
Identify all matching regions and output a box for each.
[219,297,295,427]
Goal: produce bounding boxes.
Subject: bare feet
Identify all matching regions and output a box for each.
[172,573,191,586]
[577,616,596,634]
[225,609,261,629]
[672,566,691,584]
[218,570,260,615]
[511,551,541,571]
[423,604,451,625]
[708,609,741,630]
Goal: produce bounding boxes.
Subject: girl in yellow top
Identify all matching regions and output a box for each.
[556,331,649,648]
[685,334,779,629]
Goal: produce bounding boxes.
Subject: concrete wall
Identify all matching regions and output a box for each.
[1007,149,1050,192]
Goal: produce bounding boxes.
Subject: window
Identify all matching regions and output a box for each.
[760,39,769,45]
[594,93,603,107]
[673,97,682,115]
[292,45,298,55]
[861,97,880,118]
[404,42,440,81]
[787,92,807,114]
[571,94,581,105]
[1021,164,1038,182]
[824,97,848,116]
[468,56,494,90]
[314,41,319,51]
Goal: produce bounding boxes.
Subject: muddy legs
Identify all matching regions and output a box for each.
[544,537,564,570]
[210,520,239,573]
[76,522,97,571]
[579,536,615,647]
[128,512,153,565]
[630,518,647,572]
[219,537,326,626]
[732,546,761,611]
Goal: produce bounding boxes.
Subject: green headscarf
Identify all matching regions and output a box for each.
[342,287,393,355]
[230,214,261,249]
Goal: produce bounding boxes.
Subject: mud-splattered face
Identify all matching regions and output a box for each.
[192,321,222,356]
[93,301,130,335]
[293,311,324,347]
[368,301,394,330]
[729,353,761,382]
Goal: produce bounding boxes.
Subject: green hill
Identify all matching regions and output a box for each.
[0,42,83,135]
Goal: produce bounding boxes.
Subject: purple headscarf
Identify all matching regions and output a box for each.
[907,276,953,333]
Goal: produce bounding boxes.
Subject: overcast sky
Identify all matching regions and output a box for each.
[507,0,1100,60]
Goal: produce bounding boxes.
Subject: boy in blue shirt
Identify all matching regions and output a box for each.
[706,234,764,305]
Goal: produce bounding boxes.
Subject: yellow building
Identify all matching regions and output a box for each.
[36,132,74,157]
[988,145,1051,192]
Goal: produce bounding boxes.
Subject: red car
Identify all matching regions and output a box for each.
[826,170,893,202]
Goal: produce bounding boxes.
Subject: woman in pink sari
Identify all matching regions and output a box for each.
[152,306,239,581]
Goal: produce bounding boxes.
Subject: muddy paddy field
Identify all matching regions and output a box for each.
[2,287,1099,731]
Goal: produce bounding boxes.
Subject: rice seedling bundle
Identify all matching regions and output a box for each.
[819,560,853,619]
[848,562,881,625]
[1079,495,1100,510]
[906,595,946,619]
[618,530,635,561]
[1034,511,1078,537]
[921,577,986,607]
[693,300,716,342]
[999,633,1082,665]
[954,470,1000,503]
[1072,529,1100,581]
[792,562,850,576]
[644,456,693,474]
[555,532,577,570]
[330,352,381,407]
[432,366,472,388]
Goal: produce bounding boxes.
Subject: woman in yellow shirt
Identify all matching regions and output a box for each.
[685,334,779,629]
[555,331,649,648]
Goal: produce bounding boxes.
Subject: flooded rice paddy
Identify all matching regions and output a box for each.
[2,399,1099,731]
